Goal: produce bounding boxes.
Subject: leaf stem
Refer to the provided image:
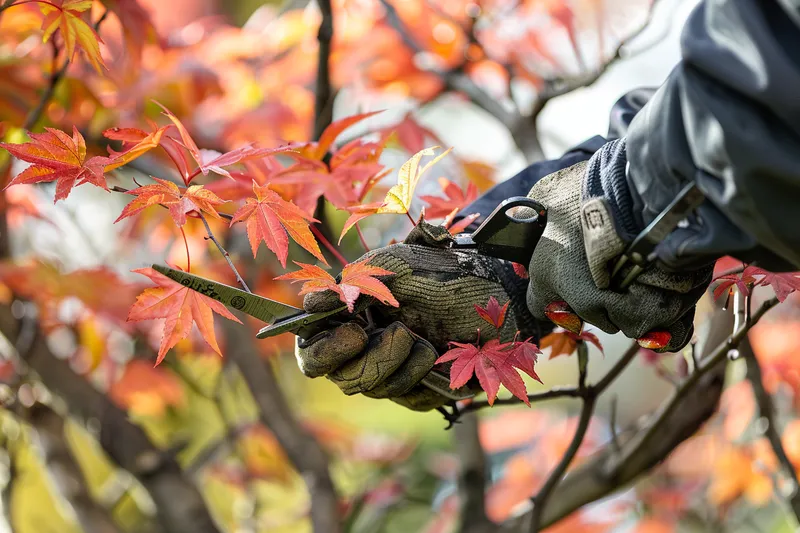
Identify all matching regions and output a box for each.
[405,211,417,226]
[310,224,348,267]
[355,222,370,252]
[179,226,190,273]
[197,212,251,293]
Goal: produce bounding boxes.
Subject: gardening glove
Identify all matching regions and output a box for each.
[521,139,713,352]
[295,221,538,411]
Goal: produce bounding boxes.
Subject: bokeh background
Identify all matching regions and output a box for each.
[1,0,799,532]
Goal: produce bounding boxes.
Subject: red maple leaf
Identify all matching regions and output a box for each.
[230,181,325,268]
[156,102,291,184]
[114,177,226,227]
[543,301,583,334]
[127,267,241,364]
[274,260,399,313]
[745,266,800,303]
[443,210,480,235]
[474,296,509,330]
[103,125,169,172]
[1,126,112,201]
[542,330,604,359]
[420,178,478,219]
[712,271,756,301]
[512,263,529,279]
[436,338,542,406]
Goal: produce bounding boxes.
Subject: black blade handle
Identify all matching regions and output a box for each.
[452,196,547,265]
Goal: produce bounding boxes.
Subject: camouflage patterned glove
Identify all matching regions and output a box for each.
[522,156,713,352]
[295,221,538,411]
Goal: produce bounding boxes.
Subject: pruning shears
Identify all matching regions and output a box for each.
[610,182,706,290]
[153,196,547,402]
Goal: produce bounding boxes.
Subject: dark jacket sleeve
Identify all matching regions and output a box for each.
[627,0,800,271]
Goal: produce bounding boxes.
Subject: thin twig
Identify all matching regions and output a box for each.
[459,386,581,414]
[313,0,334,140]
[742,338,800,523]
[198,212,251,292]
[529,342,594,532]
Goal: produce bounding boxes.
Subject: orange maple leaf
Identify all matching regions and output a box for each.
[114,177,226,227]
[103,125,169,172]
[274,261,399,313]
[127,267,241,363]
[39,0,105,72]
[1,126,112,201]
[541,330,603,359]
[230,181,325,268]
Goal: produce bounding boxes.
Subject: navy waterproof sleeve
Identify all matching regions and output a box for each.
[626,0,800,271]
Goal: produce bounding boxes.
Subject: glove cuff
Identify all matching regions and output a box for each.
[583,138,640,241]
[580,139,641,289]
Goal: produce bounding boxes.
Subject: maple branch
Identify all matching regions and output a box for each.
[198,211,252,292]
[459,386,581,414]
[313,0,334,141]
[454,414,494,533]
[529,0,662,118]
[742,337,800,523]
[377,0,521,129]
[530,298,779,530]
[528,342,594,532]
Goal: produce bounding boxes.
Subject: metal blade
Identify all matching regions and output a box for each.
[152,264,303,324]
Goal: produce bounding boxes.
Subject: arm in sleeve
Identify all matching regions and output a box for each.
[627,0,800,271]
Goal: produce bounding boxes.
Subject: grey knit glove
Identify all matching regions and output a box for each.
[295,221,537,411]
[523,146,712,352]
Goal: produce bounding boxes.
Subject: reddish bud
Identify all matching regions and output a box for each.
[637,330,672,351]
[544,301,583,334]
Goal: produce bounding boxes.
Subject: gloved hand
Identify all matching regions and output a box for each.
[521,140,713,352]
[295,221,538,411]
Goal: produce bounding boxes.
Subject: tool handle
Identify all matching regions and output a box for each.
[452,196,547,266]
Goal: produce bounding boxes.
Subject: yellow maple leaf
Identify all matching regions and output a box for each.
[39,0,105,72]
[378,146,452,215]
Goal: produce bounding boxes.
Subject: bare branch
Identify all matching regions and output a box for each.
[593,340,640,393]
[313,0,335,141]
[528,342,594,532]
[532,298,779,529]
[454,414,494,533]
[742,337,800,523]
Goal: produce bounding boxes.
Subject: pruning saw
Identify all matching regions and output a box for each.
[153,195,547,402]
